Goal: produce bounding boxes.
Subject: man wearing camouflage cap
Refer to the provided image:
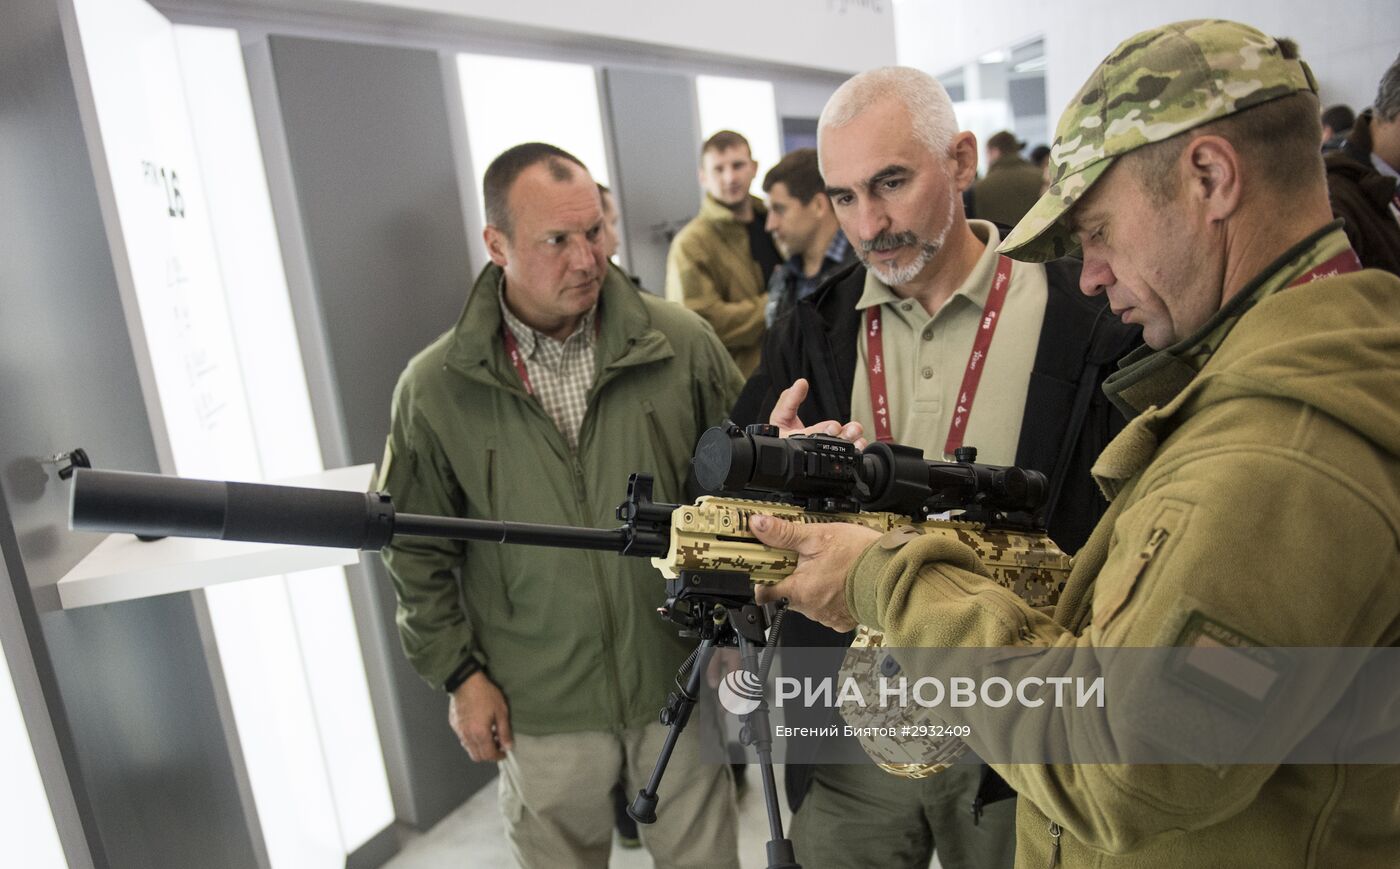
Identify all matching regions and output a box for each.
[746,19,1400,867]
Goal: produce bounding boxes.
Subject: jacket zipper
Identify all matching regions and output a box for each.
[451,335,632,726]
[1098,526,1170,627]
[571,455,626,728]
[1133,527,1170,581]
[576,377,628,729]
[1045,820,1062,869]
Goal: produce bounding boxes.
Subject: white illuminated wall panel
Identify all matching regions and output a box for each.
[171,26,321,479]
[457,53,611,224]
[170,29,392,847]
[0,641,69,869]
[69,0,259,480]
[695,75,782,195]
[65,1,393,865]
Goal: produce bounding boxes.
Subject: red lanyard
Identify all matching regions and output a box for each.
[502,324,535,395]
[1287,249,1362,287]
[865,255,1014,455]
[501,316,600,396]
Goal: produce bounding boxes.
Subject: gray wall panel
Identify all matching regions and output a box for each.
[1,1,260,867]
[268,34,474,468]
[772,75,843,122]
[35,594,262,869]
[0,518,92,869]
[601,68,702,294]
[267,33,490,829]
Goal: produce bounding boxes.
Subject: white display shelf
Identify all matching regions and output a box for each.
[58,464,376,609]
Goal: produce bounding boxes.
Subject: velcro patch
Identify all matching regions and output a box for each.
[1168,611,1289,716]
[878,525,923,550]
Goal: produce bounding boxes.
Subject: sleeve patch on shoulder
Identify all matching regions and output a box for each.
[1169,611,1287,713]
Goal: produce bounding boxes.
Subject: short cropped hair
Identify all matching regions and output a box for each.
[701,130,751,161]
[1375,54,1400,123]
[483,142,586,237]
[818,67,958,167]
[1321,104,1355,134]
[762,148,825,204]
[1126,89,1322,205]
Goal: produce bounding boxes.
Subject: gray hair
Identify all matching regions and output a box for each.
[818,67,959,168]
[1375,53,1400,122]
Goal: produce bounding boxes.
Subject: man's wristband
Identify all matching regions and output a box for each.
[444,656,483,694]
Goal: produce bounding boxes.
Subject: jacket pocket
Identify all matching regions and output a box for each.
[640,399,685,499]
[482,437,497,513]
[1095,500,1190,635]
[480,437,514,618]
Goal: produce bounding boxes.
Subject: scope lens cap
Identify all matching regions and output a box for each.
[694,426,751,492]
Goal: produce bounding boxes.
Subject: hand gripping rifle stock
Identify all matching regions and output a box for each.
[649,491,1072,780]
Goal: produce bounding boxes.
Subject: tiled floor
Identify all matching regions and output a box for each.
[383,766,795,869]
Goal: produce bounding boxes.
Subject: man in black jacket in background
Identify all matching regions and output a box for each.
[1324,55,1400,277]
[730,66,1139,869]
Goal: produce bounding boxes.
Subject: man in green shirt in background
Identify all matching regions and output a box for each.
[970,130,1045,228]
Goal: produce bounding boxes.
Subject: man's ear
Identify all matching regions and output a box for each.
[1184,134,1243,224]
[950,131,979,192]
[484,225,510,268]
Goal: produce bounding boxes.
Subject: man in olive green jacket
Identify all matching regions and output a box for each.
[747,21,1400,869]
[970,130,1045,228]
[380,143,743,867]
[666,130,781,377]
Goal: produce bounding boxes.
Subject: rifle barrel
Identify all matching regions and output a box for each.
[71,468,632,554]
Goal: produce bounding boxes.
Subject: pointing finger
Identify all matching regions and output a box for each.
[770,379,810,432]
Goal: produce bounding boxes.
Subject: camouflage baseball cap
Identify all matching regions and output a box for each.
[998,19,1318,262]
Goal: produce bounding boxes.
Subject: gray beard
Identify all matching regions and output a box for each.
[860,192,957,287]
[866,240,940,286]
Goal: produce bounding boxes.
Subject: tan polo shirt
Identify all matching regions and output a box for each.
[849,220,1047,465]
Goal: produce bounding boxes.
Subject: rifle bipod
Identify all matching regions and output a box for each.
[628,570,799,869]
